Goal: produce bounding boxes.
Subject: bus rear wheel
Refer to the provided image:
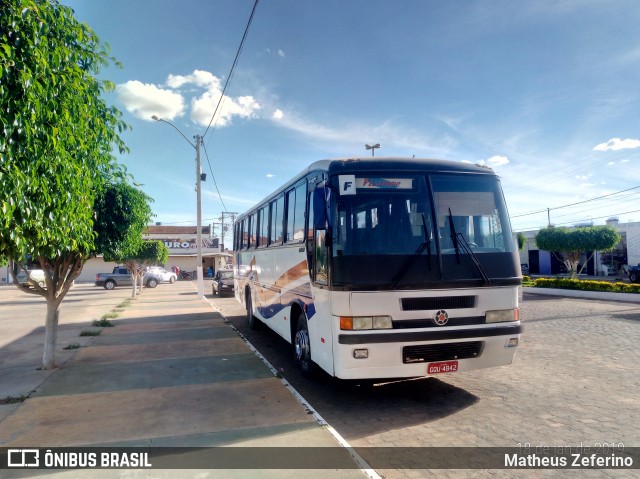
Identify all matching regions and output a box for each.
[294,315,316,378]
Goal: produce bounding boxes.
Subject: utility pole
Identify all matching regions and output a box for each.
[151,115,205,300]
[221,211,238,252]
[195,134,204,300]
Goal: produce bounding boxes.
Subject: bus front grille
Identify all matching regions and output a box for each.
[402,341,483,363]
[393,316,485,329]
[401,296,477,311]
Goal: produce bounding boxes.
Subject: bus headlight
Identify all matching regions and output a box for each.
[340,316,392,330]
[486,309,519,323]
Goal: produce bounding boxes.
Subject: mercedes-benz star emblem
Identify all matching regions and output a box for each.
[433,309,449,326]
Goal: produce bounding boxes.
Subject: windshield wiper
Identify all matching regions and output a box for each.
[448,208,491,285]
[391,213,432,288]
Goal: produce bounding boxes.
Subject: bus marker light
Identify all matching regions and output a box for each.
[353,349,369,359]
[508,338,519,347]
[340,317,353,330]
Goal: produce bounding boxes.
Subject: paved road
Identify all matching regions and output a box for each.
[2,284,639,478]
[0,283,133,403]
[215,292,640,479]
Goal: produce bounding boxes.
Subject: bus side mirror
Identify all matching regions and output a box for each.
[313,187,328,230]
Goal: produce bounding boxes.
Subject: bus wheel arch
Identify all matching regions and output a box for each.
[289,301,305,344]
[245,286,260,330]
[293,309,317,378]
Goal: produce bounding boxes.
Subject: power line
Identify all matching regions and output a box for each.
[510,185,640,218]
[201,141,228,212]
[202,0,260,140]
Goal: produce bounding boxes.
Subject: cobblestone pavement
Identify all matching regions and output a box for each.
[215,292,640,479]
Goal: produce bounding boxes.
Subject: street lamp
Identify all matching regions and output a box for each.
[152,115,205,300]
[365,143,380,157]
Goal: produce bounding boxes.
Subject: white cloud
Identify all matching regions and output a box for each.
[191,92,261,127]
[270,110,456,157]
[266,48,286,58]
[118,70,261,127]
[116,81,185,120]
[266,173,275,178]
[486,155,510,166]
[166,70,220,89]
[593,137,640,151]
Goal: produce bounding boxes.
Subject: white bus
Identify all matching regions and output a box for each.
[234,158,522,380]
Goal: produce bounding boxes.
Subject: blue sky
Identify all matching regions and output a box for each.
[64,0,640,234]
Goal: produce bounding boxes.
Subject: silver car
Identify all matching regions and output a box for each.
[146,267,177,284]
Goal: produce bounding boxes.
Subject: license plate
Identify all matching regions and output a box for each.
[427,360,458,374]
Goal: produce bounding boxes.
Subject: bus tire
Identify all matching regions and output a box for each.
[294,315,316,378]
[246,289,260,330]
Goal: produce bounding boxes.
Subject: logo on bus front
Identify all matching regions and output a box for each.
[433,310,449,326]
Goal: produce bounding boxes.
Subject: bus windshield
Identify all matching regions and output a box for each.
[330,173,518,289]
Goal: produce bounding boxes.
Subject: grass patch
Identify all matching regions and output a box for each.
[63,344,81,350]
[101,312,119,320]
[79,329,102,337]
[534,277,640,294]
[0,394,29,405]
[93,317,115,327]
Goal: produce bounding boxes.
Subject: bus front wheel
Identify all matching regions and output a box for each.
[246,290,260,330]
[294,315,316,378]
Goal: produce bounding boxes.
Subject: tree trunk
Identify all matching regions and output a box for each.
[42,297,61,369]
[131,275,137,298]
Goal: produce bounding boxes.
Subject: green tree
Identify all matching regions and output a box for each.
[123,240,169,297]
[535,226,621,278]
[95,182,155,298]
[0,0,129,369]
[516,232,527,251]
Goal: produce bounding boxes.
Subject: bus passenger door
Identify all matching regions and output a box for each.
[307,186,334,375]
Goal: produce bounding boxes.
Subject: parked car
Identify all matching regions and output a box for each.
[629,264,640,283]
[212,270,235,296]
[95,267,162,290]
[15,269,46,288]
[146,266,177,284]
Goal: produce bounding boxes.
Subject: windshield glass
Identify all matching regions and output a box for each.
[220,271,234,279]
[432,175,513,255]
[330,172,519,289]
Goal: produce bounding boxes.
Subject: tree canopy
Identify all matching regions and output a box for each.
[535,226,621,278]
[95,182,155,262]
[1,0,128,264]
[0,0,137,369]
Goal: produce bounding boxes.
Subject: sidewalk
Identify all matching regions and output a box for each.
[0,281,369,478]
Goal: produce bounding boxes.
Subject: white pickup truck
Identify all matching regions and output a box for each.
[15,269,47,287]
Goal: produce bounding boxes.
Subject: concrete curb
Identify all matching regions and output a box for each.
[524,287,640,303]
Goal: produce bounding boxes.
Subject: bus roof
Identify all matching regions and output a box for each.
[237,157,497,221]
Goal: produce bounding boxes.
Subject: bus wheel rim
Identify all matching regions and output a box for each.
[295,330,309,362]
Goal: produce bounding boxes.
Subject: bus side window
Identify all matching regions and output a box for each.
[270,195,284,244]
[315,229,328,285]
[258,206,268,247]
[286,188,296,243]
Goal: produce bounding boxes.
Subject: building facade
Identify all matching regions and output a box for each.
[1,225,232,284]
[518,219,640,277]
